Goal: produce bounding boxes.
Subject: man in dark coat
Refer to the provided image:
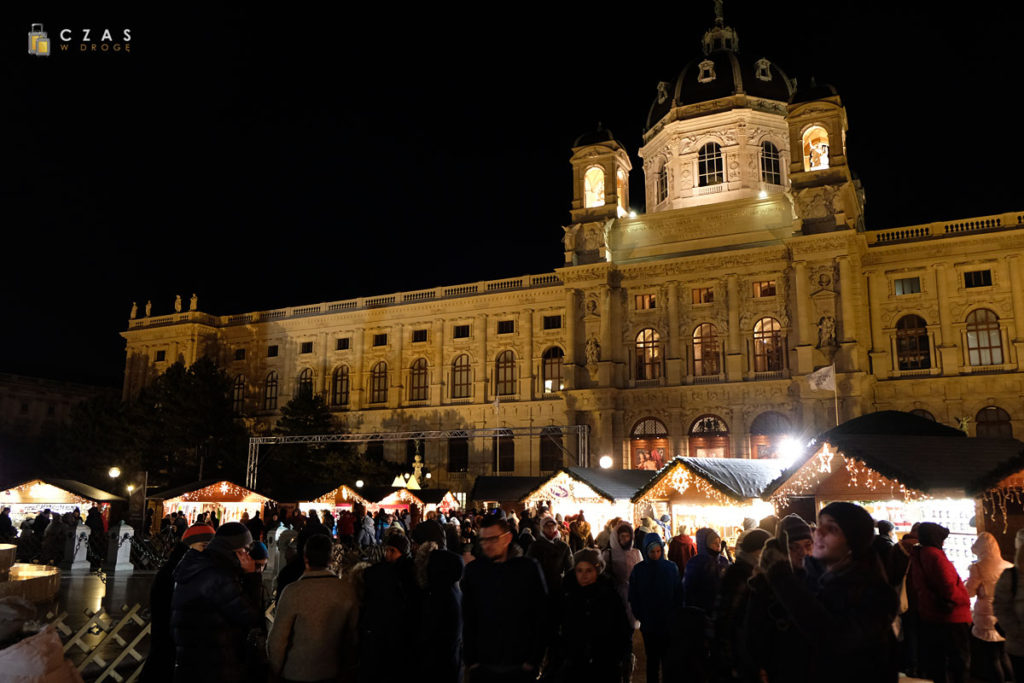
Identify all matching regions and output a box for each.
[170,522,263,683]
[629,534,683,683]
[712,528,770,683]
[411,519,465,683]
[360,534,420,683]
[462,514,547,682]
[526,515,572,597]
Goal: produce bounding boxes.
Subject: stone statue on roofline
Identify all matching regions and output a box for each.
[189,293,198,311]
[129,302,137,319]
[174,294,182,313]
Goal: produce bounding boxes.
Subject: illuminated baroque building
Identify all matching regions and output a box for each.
[120,11,1024,493]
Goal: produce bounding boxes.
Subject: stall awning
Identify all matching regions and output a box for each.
[154,480,273,505]
[523,468,655,504]
[470,476,546,503]
[0,478,123,505]
[632,457,785,504]
[304,484,372,507]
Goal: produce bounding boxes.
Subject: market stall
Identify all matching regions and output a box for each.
[0,478,122,527]
[417,489,462,516]
[155,480,272,525]
[297,484,371,518]
[765,411,1024,578]
[631,458,782,549]
[521,467,653,532]
[370,487,425,512]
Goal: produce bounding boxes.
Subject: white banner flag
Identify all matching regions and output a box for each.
[807,364,836,391]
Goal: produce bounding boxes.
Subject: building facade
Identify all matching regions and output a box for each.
[120,14,1024,492]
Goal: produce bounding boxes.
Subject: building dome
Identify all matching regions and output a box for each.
[790,78,839,104]
[646,50,795,131]
[573,124,616,148]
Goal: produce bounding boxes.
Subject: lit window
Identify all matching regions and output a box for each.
[409,358,428,401]
[760,142,781,185]
[635,328,662,380]
[497,320,514,335]
[894,277,921,296]
[331,366,349,406]
[300,341,313,354]
[263,371,279,410]
[373,333,388,347]
[965,270,992,288]
[583,166,605,209]
[895,315,930,370]
[656,163,668,203]
[451,354,471,399]
[616,169,627,217]
[543,315,562,330]
[542,347,564,393]
[453,325,470,339]
[966,309,1003,366]
[232,375,245,415]
[495,351,516,396]
[693,323,721,376]
[692,287,714,304]
[412,329,427,343]
[802,125,830,171]
[296,368,314,399]
[753,281,776,298]
[698,143,724,186]
[976,406,1013,438]
[697,59,716,83]
[370,362,388,403]
[635,294,656,310]
[753,317,784,372]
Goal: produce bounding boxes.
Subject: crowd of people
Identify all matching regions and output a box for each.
[0,505,109,565]
[132,500,1024,683]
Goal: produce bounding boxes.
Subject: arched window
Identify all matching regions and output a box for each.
[966,309,1004,366]
[802,125,830,171]
[692,323,720,376]
[493,428,514,473]
[542,347,564,393]
[296,368,314,399]
[232,375,245,415]
[495,350,516,396]
[370,362,388,403]
[689,414,730,458]
[698,143,724,186]
[451,354,472,399]
[409,358,428,401]
[263,371,278,411]
[760,141,781,185]
[331,366,349,407]
[976,406,1013,438]
[583,166,605,208]
[656,162,668,203]
[749,411,791,459]
[635,328,662,380]
[630,418,669,470]
[447,432,468,472]
[540,426,563,472]
[896,315,931,370]
[753,317,784,372]
[910,409,936,422]
[616,169,627,217]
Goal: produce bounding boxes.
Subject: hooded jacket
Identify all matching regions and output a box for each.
[907,522,971,624]
[628,535,683,634]
[170,544,263,682]
[682,527,731,613]
[555,572,633,676]
[526,527,572,596]
[602,524,642,625]
[967,531,1012,641]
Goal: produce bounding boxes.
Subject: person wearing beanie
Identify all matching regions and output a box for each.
[140,524,217,682]
[750,502,898,683]
[602,523,642,628]
[361,527,420,682]
[410,519,465,683]
[682,527,730,614]
[908,522,972,682]
[872,519,896,568]
[527,515,572,599]
[778,514,814,571]
[551,548,632,682]
[712,528,770,681]
[170,522,263,682]
[628,533,683,683]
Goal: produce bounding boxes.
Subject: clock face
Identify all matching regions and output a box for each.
[551,485,569,498]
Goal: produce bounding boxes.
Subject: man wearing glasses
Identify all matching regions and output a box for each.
[462,513,548,682]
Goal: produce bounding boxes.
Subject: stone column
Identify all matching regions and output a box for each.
[666,281,682,383]
[61,523,91,574]
[104,522,134,574]
[1008,256,1024,363]
[564,289,578,389]
[866,272,890,379]
[837,257,856,342]
[352,327,365,409]
[432,318,445,404]
[523,309,534,400]
[793,261,814,375]
[598,286,615,386]
[476,313,488,401]
[932,264,960,374]
[726,275,743,380]
[393,323,404,408]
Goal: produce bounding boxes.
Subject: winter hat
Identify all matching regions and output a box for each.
[758,515,780,535]
[213,522,253,550]
[249,542,269,561]
[411,519,447,549]
[818,502,875,557]
[738,528,771,553]
[642,533,664,559]
[916,522,950,549]
[659,514,671,524]
[182,524,215,546]
[779,514,812,543]
[742,518,757,531]
[540,515,556,528]
[876,520,895,536]
[385,534,410,556]
[573,548,604,572]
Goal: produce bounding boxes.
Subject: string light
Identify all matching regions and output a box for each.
[312,485,369,507]
[980,473,1024,533]
[167,481,269,505]
[523,473,607,506]
[0,480,91,505]
[635,461,744,508]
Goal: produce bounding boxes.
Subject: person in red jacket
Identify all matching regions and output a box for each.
[908,521,972,683]
[667,524,697,577]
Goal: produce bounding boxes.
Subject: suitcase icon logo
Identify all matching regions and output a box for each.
[28,23,50,56]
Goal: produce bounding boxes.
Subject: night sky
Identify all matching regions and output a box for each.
[4,4,1022,387]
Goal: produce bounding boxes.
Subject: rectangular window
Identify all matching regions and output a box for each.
[894,277,921,296]
[965,270,993,288]
[300,341,313,354]
[453,324,470,339]
[267,345,279,358]
[497,320,514,334]
[692,288,714,304]
[542,315,562,330]
[412,329,428,343]
[336,337,350,350]
[753,281,777,298]
[635,294,656,310]
[373,333,388,347]
[155,350,166,362]
[234,348,246,361]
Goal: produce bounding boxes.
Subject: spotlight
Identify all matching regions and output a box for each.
[599,455,613,469]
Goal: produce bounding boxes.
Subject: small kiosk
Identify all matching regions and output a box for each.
[155,480,273,525]
[417,489,461,516]
[0,478,122,527]
[298,484,372,518]
[521,467,654,532]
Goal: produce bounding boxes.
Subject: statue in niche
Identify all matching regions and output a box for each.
[189,293,198,311]
[144,300,152,317]
[585,298,599,316]
[817,315,837,348]
[174,295,182,313]
[129,302,137,319]
[585,336,601,365]
[956,416,971,435]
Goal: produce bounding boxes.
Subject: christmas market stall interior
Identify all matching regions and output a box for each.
[521,467,654,531]
[154,479,273,525]
[765,411,1024,577]
[631,457,783,548]
[0,478,122,527]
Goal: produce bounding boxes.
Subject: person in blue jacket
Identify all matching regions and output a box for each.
[682,527,731,613]
[629,534,683,683]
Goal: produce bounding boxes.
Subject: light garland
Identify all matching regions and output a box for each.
[167,481,269,504]
[312,485,369,506]
[0,480,91,505]
[635,462,740,508]
[523,473,608,506]
[377,488,424,508]
[980,473,1024,533]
